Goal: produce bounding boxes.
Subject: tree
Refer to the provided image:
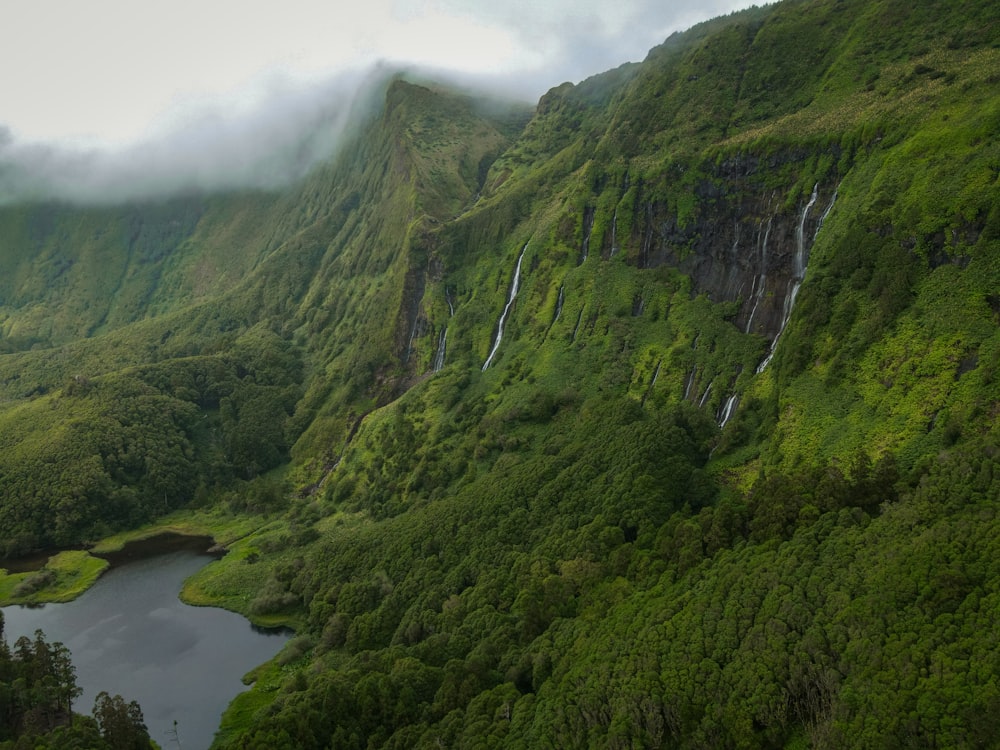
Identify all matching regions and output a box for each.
[93,691,153,750]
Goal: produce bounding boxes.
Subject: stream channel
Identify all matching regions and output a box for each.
[1,534,291,750]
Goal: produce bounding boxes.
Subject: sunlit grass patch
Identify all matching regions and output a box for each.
[0,550,108,605]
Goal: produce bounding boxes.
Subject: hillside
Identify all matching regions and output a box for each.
[1,0,999,747]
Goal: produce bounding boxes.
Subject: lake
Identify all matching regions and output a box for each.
[1,537,291,750]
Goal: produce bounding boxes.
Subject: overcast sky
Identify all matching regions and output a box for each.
[0,0,761,203]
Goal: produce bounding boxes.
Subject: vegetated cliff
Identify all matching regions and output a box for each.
[0,76,524,550]
[0,0,999,747]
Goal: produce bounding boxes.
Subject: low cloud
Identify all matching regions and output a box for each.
[0,68,391,206]
[428,0,758,92]
[0,0,758,206]
[0,61,536,207]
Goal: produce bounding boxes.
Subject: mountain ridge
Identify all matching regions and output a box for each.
[1,0,999,747]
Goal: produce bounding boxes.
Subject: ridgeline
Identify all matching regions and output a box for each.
[1,0,999,747]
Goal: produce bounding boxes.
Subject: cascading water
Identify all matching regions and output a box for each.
[482,244,527,371]
[572,308,584,342]
[642,359,662,406]
[815,189,838,241]
[726,223,743,302]
[745,216,773,334]
[794,184,819,276]
[433,288,455,373]
[683,367,697,401]
[698,381,713,408]
[756,184,821,373]
[433,327,448,372]
[718,394,739,428]
[640,204,654,267]
[683,335,700,401]
[610,207,619,257]
[580,208,594,265]
[554,285,565,323]
[404,318,418,363]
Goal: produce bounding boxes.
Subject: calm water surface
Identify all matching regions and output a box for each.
[2,546,290,750]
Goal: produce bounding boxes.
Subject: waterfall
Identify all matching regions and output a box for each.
[756,184,820,373]
[745,216,773,334]
[684,335,699,401]
[698,381,713,408]
[554,285,564,323]
[643,359,662,406]
[433,327,448,372]
[482,244,527,371]
[571,307,584,342]
[580,208,594,265]
[404,317,418,363]
[683,367,697,400]
[610,207,619,257]
[727,223,743,300]
[433,287,456,372]
[815,188,838,241]
[794,183,818,276]
[640,203,654,268]
[718,394,739,428]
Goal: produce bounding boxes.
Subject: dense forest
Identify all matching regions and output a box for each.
[1,0,999,747]
[0,612,152,749]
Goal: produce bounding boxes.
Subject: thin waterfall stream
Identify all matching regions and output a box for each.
[756,184,821,373]
[433,287,455,372]
[718,394,739,428]
[432,327,448,372]
[610,207,619,257]
[482,244,527,371]
[683,367,697,401]
[745,216,773,334]
[553,285,564,323]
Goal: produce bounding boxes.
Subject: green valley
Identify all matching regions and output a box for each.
[2,0,999,747]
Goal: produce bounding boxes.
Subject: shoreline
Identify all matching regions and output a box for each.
[0,509,300,631]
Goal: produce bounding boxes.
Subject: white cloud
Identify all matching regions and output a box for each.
[0,0,760,203]
[0,67,383,204]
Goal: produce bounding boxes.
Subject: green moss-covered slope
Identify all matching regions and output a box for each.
[1,0,999,747]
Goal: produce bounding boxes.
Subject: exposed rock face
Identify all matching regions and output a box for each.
[611,154,839,348]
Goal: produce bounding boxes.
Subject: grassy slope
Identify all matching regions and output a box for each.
[0,0,998,747]
[0,77,518,554]
[403,0,999,478]
[211,1,1000,747]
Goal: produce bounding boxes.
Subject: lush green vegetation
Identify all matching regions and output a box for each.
[219,429,999,749]
[0,0,998,747]
[0,326,303,555]
[0,552,108,605]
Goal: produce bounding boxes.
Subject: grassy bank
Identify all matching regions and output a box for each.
[178,515,304,630]
[0,550,109,605]
[0,508,281,608]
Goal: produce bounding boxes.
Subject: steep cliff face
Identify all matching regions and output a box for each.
[591,157,839,353]
[1,0,992,485]
[398,0,996,451]
[2,1,1000,747]
[0,81,527,541]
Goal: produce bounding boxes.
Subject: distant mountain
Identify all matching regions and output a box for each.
[1,0,998,746]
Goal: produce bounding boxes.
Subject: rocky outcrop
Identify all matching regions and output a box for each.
[608,154,840,349]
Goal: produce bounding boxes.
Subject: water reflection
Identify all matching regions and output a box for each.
[2,543,290,750]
